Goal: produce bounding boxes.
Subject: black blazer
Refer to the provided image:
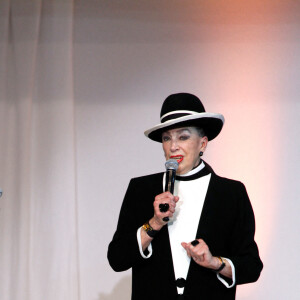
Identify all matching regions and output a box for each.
[108,164,263,300]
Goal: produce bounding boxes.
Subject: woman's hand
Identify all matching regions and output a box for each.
[181,239,217,269]
[141,192,179,251]
[181,239,232,278]
[151,191,179,229]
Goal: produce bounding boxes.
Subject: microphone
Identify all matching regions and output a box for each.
[162,159,179,222]
[165,159,179,194]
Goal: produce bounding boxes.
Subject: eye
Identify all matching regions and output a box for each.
[162,135,170,142]
[179,135,190,141]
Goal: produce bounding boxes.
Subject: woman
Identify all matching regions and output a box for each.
[108,93,263,300]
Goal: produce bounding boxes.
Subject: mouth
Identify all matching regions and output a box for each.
[170,155,184,164]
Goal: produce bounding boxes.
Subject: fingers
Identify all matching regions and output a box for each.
[174,196,180,203]
[153,192,178,224]
[181,242,188,248]
[181,242,192,258]
[181,239,212,266]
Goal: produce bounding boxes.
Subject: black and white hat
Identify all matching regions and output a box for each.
[144,93,225,143]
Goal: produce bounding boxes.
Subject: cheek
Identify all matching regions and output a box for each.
[162,144,168,157]
[188,144,200,160]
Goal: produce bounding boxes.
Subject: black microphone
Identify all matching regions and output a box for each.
[162,159,179,222]
[165,159,179,194]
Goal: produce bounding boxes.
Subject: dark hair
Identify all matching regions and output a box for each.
[195,127,206,138]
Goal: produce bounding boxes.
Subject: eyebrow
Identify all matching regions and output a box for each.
[163,128,191,135]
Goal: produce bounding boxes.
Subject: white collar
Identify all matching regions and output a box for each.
[178,161,205,177]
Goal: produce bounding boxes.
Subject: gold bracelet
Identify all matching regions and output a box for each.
[213,256,226,273]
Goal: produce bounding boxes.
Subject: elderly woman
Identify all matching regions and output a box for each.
[108,93,263,300]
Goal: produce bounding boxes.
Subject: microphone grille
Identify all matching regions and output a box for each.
[165,159,179,171]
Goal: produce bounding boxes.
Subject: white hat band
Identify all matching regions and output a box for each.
[160,110,199,122]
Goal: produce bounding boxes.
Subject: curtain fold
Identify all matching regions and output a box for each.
[0,1,79,299]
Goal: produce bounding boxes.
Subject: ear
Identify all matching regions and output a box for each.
[200,136,208,153]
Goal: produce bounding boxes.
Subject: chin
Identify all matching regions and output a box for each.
[177,167,186,175]
[176,168,183,175]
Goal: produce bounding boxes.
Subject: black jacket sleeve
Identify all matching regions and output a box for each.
[227,182,263,284]
[107,174,162,272]
[107,179,145,272]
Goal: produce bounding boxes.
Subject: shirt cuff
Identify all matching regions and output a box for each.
[137,227,153,259]
[216,257,236,288]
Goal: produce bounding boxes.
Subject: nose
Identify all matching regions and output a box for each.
[170,139,179,152]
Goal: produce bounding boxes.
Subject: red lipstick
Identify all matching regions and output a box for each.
[170,155,183,164]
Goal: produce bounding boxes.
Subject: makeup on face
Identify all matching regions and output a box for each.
[162,127,204,175]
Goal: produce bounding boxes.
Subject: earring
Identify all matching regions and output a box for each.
[199,151,203,157]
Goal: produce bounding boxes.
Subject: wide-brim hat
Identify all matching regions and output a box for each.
[144,93,224,142]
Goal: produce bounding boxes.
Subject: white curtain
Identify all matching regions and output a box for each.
[0,1,79,299]
[1,1,300,300]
